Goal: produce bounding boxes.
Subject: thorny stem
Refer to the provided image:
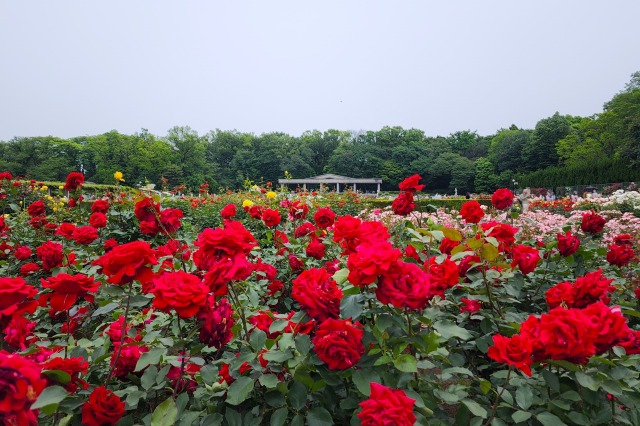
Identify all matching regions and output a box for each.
[105,283,133,387]
[481,265,503,319]
[64,309,71,358]
[172,315,187,400]
[483,367,512,426]
[227,283,249,342]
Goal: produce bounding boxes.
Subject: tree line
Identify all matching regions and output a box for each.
[1,73,638,193]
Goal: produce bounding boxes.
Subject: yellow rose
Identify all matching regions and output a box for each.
[266,191,277,199]
[59,185,64,190]
[242,199,254,208]
[61,198,67,203]
[114,171,125,182]
[41,186,48,191]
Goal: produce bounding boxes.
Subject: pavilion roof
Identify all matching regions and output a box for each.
[278,173,382,184]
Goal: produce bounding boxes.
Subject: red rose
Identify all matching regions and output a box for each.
[248,205,264,219]
[312,318,364,370]
[294,221,317,238]
[72,226,99,245]
[203,256,253,295]
[314,207,336,229]
[0,171,12,180]
[288,200,309,220]
[14,246,32,261]
[583,302,630,354]
[614,234,633,246]
[358,382,416,426]
[159,208,183,234]
[0,351,47,426]
[20,263,40,276]
[332,215,363,255]
[104,238,118,252]
[376,261,434,310]
[134,197,160,223]
[198,296,234,349]
[460,298,481,313]
[481,221,518,249]
[43,356,89,393]
[94,241,158,285]
[56,222,76,240]
[460,200,484,223]
[545,282,575,309]
[110,343,148,378]
[220,203,237,219]
[89,212,107,228]
[81,386,125,426]
[491,188,514,210]
[193,222,256,269]
[91,199,110,213]
[347,242,402,286]
[520,307,597,364]
[3,315,37,351]
[557,231,580,256]
[392,191,415,216]
[398,174,424,193]
[306,238,326,260]
[64,171,84,191]
[41,273,100,312]
[425,257,460,296]
[439,237,460,255]
[487,334,533,376]
[606,244,635,267]
[149,271,209,318]
[262,208,281,227]
[580,211,606,234]
[511,244,541,275]
[27,199,45,217]
[288,254,305,272]
[292,268,343,322]
[36,240,64,271]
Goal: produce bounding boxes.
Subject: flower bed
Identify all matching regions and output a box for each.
[0,172,639,425]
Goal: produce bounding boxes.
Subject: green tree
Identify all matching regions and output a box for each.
[474,157,497,193]
[523,112,570,170]
[488,129,533,173]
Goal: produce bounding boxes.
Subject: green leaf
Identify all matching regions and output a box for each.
[542,369,560,393]
[226,376,254,405]
[575,371,599,391]
[512,411,532,423]
[42,369,72,385]
[340,294,364,320]
[135,348,165,372]
[92,302,119,317]
[250,329,267,352]
[536,412,567,426]
[394,354,417,373]
[461,399,487,418]
[200,364,219,385]
[515,386,533,410]
[306,407,334,426]
[270,407,288,426]
[295,334,311,356]
[259,374,280,389]
[31,385,69,410]
[141,365,158,390]
[479,379,491,395]
[288,381,307,410]
[332,268,349,285]
[433,320,472,340]
[151,397,178,426]
[352,369,381,396]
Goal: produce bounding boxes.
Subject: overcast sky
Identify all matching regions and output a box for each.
[1,1,639,141]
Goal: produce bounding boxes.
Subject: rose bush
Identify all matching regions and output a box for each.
[0,172,638,425]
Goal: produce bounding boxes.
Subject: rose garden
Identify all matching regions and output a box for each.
[1,171,640,426]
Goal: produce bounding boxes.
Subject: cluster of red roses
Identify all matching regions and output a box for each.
[134,196,184,235]
[391,174,424,216]
[490,269,640,376]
